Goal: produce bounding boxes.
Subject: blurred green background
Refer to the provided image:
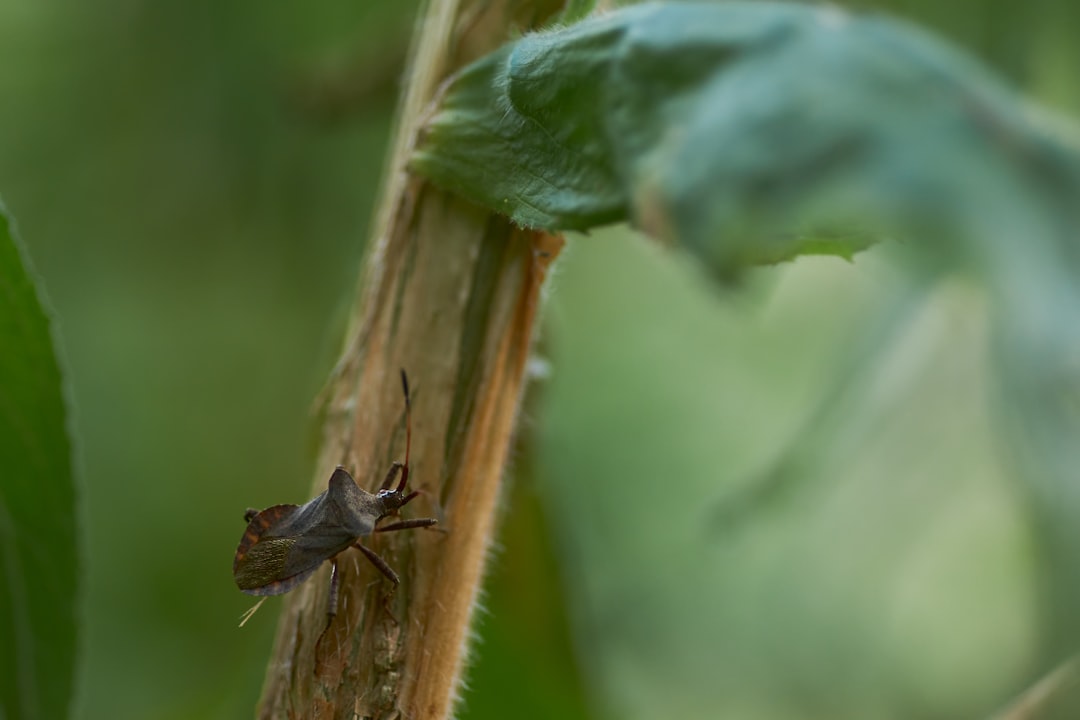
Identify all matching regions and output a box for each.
[2,0,1080,718]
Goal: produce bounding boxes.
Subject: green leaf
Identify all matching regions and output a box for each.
[0,200,78,720]
[412,1,1080,276]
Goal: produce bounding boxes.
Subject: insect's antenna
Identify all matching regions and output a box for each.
[397,369,411,493]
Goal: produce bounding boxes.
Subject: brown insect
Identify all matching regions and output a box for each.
[233,370,436,624]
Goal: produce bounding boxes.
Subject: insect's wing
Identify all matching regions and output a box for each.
[234,504,300,594]
[233,502,357,596]
[235,543,319,596]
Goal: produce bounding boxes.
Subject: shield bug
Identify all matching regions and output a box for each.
[233,370,437,625]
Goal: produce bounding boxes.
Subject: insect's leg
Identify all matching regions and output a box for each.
[378,461,402,492]
[355,542,403,625]
[243,508,259,522]
[314,559,341,671]
[325,558,341,623]
[375,518,438,533]
[354,542,400,586]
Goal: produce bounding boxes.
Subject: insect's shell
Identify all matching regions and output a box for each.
[233,468,385,596]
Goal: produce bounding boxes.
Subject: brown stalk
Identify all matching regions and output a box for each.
[255,0,566,718]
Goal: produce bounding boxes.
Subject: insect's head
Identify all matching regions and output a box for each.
[376,484,419,516]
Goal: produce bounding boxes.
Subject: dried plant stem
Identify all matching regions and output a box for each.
[254,1,564,718]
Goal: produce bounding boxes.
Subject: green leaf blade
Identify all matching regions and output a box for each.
[0,201,78,720]
[414,22,628,231]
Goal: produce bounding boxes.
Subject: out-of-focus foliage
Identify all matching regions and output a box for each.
[519,5,1080,720]
[2,0,1080,719]
[0,202,77,720]
[0,1,424,718]
[553,0,596,24]
[541,233,1038,719]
